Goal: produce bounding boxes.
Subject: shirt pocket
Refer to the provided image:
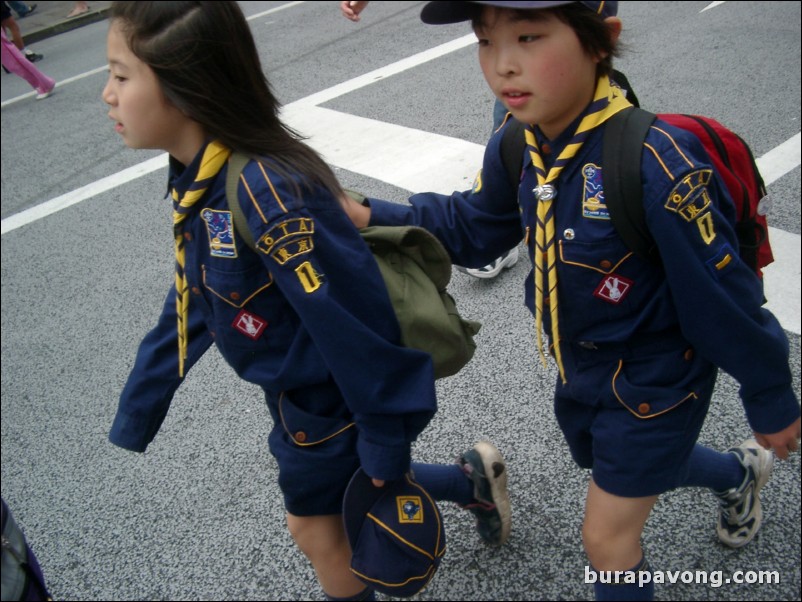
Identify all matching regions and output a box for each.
[202,261,295,349]
[557,236,643,324]
[202,261,273,309]
[278,390,356,447]
[610,347,712,419]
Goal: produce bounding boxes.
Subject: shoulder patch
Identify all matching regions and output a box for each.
[256,217,315,264]
[664,169,713,222]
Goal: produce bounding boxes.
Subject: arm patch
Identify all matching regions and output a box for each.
[256,217,315,264]
[664,169,713,222]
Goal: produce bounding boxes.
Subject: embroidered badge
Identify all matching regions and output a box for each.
[594,273,634,304]
[696,211,716,245]
[232,309,267,340]
[257,218,315,264]
[665,169,712,222]
[397,496,424,524]
[295,261,323,293]
[706,242,738,280]
[582,163,609,219]
[201,209,237,258]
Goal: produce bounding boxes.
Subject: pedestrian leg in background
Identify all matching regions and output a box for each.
[6,2,37,19]
[1,4,43,62]
[0,28,55,99]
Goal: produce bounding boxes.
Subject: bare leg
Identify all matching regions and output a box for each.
[67,2,90,18]
[582,479,658,571]
[2,16,25,50]
[286,513,367,598]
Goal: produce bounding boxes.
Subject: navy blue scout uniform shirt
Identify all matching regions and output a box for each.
[109,143,437,482]
[367,107,799,435]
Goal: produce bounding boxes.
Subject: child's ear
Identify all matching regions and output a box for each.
[605,16,622,45]
[595,16,622,62]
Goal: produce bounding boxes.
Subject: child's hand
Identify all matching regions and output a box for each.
[755,416,801,460]
[340,1,369,22]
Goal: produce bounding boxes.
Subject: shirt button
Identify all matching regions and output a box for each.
[294,431,307,443]
[684,348,694,361]
[230,292,241,301]
[541,143,552,155]
[191,287,201,295]
[183,232,192,241]
[638,403,651,415]
[600,259,612,269]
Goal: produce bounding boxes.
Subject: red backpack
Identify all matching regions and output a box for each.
[501,105,774,278]
[602,107,774,277]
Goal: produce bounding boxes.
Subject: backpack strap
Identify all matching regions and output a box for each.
[500,106,659,262]
[226,151,256,251]
[602,106,658,261]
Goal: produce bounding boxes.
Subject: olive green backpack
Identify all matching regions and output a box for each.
[225,153,481,379]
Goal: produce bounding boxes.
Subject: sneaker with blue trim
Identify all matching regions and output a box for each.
[715,439,774,548]
[458,441,511,546]
[458,247,519,279]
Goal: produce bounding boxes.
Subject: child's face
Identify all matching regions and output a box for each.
[475,8,602,139]
[102,21,202,164]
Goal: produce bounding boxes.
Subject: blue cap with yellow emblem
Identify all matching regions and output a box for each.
[342,468,446,598]
[421,1,618,24]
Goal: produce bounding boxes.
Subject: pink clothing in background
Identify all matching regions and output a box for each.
[1,28,55,97]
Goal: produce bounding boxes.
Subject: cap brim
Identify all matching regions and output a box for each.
[421,1,576,24]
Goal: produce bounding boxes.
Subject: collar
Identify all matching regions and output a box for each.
[166,140,218,199]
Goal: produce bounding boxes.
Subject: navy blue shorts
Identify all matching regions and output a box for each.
[554,339,718,498]
[265,384,360,516]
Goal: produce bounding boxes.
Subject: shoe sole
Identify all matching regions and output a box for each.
[474,440,511,545]
[717,440,774,548]
[464,252,519,279]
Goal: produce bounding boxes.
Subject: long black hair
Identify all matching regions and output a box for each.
[110,1,342,197]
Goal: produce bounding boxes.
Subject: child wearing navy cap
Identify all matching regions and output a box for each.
[342,2,801,600]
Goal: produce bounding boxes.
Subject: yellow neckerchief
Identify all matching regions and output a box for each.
[525,76,632,383]
[171,140,232,376]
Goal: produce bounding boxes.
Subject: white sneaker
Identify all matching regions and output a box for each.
[459,247,519,279]
[458,441,511,546]
[715,439,774,548]
[35,82,55,100]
